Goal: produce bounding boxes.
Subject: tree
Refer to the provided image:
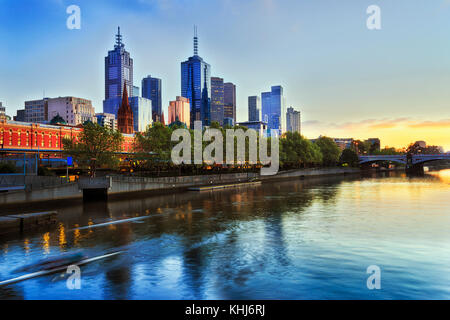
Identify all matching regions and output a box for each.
[352,139,371,155]
[406,142,442,155]
[372,147,402,155]
[63,122,123,177]
[340,148,360,167]
[280,132,323,168]
[314,136,341,166]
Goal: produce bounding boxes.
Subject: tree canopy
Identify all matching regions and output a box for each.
[63,122,123,177]
[314,136,341,166]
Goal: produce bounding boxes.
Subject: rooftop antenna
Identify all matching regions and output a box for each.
[115,26,124,49]
[193,25,198,56]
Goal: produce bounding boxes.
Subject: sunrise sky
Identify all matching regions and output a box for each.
[1,0,450,150]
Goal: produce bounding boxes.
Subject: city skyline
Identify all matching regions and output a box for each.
[1,0,450,150]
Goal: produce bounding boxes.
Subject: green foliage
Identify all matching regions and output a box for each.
[406,142,442,155]
[63,122,123,177]
[38,166,55,176]
[372,147,403,155]
[314,136,341,166]
[280,132,323,168]
[0,162,18,173]
[340,148,360,167]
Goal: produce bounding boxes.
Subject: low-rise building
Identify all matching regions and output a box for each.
[48,97,96,126]
[95,113,117,131]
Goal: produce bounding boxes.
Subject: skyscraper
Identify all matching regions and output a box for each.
[210,77,224,125]
[224,82,236,123]
[129,96,152,132]
[142,76,162,122]
[104,27,134,117]
[181,26,211,127]
[261,85,286,135]
[248,96,261,122]
[286,106,301,134]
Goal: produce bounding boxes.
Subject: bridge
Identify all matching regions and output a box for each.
[359,154,450,172]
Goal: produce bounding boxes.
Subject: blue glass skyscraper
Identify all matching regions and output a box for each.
[181,27,211,127]
[103,27,134,117]
[142,76,162,121]
[261,85,286,135]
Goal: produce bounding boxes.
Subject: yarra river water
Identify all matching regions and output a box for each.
[1,170,450,299]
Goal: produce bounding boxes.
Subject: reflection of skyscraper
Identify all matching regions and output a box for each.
[261,85,286,134]
[224,82,236,123]
[104,27,134,117]
[286,106,301,134]
[181,26,211,127]
[142,76,162,121]
[248,96,261,122]
[210,77,224,125]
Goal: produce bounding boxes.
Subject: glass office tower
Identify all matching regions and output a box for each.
[261,85,286,135]
[103,27,134,117]
[248,96,261,121]
[224,82,236,123]
[181,27,211,127]
[142,76,162,121]
[210,77,224,125]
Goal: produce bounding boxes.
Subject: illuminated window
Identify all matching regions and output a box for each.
[34,132,38,146]
[56,134,59,148]
[18,130,21,146]
[41,132,45,147]
[49,133,52,148]
[9,130,12,145]
[26,131,29,146]
[0,129,3,145]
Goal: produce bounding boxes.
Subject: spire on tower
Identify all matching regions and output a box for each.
[115,26,124,49]
[193,25,198,56]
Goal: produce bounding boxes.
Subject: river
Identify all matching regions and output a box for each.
[1,170,450,299]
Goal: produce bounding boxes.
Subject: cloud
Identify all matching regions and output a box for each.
[408,119,450,128]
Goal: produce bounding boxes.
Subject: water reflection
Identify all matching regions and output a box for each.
[1,171,449,299]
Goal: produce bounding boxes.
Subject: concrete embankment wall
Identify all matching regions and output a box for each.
[0,168,360,206]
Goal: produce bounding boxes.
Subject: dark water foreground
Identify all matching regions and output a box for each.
[1,170,450,299]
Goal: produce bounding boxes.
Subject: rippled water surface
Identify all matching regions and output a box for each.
[1,170,450,299]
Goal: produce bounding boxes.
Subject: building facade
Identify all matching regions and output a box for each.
[261,85,286,135]
[22,98,49,123]
[0,102,6,120]
[168,96,190,128]
[103,27,134,118]
[48,97,96,126]
[181,28,211,127]
[0,119,134,153]
[237,121,268,137]
[14,109,25,122]
[129,96,152,132]
[142,76,162,121]
[286,106,301,134]
[248,96,261,122]
[224,82,236,123]
[95,113,117,131]
[210,77,224,125]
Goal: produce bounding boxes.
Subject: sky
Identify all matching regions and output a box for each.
[1,0,450,151]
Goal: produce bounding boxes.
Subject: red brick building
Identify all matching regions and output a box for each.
[0,119,135,155]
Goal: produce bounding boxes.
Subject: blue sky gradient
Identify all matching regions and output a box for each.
[1,0,450,149]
